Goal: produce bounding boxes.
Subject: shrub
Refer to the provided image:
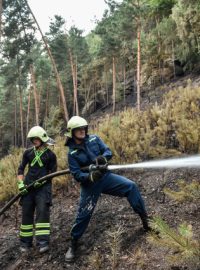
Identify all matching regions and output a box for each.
[148,217,200,268]
[97,86,200,164]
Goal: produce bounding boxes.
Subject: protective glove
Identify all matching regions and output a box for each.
[89,170,104,182]
[17,181,28,195]
[95,155,108,166]
[34,180,47,189]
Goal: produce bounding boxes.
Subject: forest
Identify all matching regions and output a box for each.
[0,0,200,156]
[0,0,200,270]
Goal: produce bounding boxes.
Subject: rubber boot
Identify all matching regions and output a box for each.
[20,246,31,253]
[139,214,151,232]
[39,245,49,254]
[65,239,78,262]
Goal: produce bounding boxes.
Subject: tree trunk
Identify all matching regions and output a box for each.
[137,24,141,112]
[75,56,79,115]
[38,80,43,114]
[155,18,163,84]
[14,90,17,147]
[94,81,97,111]
[112,57,116,113]
[123,64,126,104]
[45,78,50,121]
[58,93,61,108]
[172,40,176,79]
[83,79,86,105]
[19,89,24,148]
[85,82,92,106]
[71,58,75,115]
[104,68,109,106]
[17,57,24,148]
[69,49,79,116]
[30,65,39,125]
[26,88,31,147]
[25,0,69,122]
[93,83,95,112]
[0,0,2,42]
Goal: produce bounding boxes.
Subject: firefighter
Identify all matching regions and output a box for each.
[65,116,150,262]
[17,126,57,253]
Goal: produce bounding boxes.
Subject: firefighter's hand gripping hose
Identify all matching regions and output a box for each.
[88,164,108,182]
[95,155,108,166]
[17,181,28,195]
[0,169,71,216]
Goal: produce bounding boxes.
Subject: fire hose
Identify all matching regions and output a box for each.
[0,169,70,216]
[1,155,200,216]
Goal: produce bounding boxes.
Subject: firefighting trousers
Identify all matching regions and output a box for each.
[19,184,52,247]
[71,172,147,240]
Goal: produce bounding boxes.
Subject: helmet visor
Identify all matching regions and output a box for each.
[46,137,55,145]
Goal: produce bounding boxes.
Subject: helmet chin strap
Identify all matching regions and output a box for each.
[30,138,44,149]
[72,128,87,143]
[73,135,85,144]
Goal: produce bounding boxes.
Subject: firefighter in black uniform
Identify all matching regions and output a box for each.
[17,126,57,253]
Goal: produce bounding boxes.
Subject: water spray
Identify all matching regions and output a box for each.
[108,155,200,170]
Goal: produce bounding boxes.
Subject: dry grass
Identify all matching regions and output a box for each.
[1,85,200,202]
[97,86,200,164]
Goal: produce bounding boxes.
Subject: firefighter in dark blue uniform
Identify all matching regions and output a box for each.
[65,116,150,261]
[17,126,57,253]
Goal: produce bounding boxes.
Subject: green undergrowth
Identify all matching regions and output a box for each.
[97,85,200,164]
[1,85,200,201]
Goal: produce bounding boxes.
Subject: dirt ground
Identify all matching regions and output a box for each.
[0,169,199,270]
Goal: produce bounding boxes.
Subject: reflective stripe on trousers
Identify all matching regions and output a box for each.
[20,186,51,247]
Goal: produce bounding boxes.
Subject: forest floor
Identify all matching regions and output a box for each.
[0,168,199,270]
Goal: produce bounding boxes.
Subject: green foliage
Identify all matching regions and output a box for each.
[47,15,66,37]
[68,26,91,64]
[95,13,121,60]
[1,0,200,154]
[172,0,200,68]
[86,33,102,59]
[148,0,176,18]
[148,217,200,267]
[97,86,200,164]
[44,106,65,137]
[164,180,200,202]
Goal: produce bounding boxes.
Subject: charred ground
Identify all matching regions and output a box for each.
[0,168,199,270]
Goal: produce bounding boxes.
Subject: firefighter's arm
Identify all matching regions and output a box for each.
[68,154,89,184]
[17,151,29,194]
[96,136,112,161]
[17,150,29,180]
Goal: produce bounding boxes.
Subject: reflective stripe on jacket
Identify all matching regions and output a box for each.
[67,135,112,184]
[18,147,57,185]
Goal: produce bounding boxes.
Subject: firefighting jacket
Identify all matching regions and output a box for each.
[66,134,112,184]
[18,147,57,185]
